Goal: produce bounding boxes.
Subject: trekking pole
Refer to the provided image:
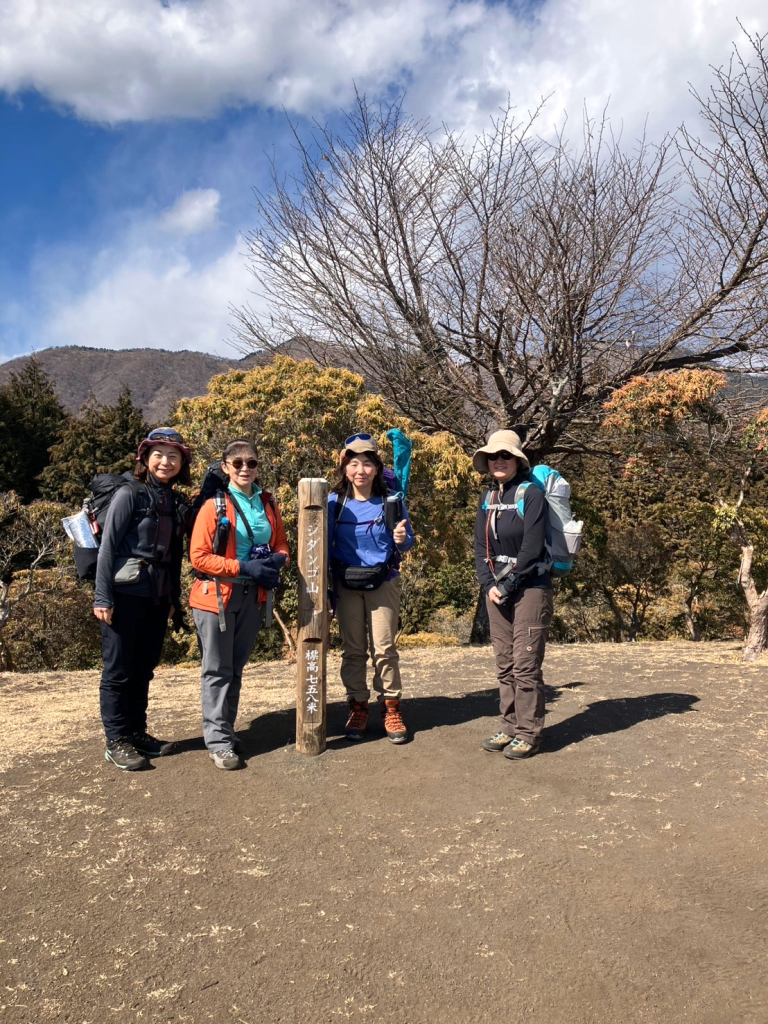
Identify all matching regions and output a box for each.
[296,478,329,755]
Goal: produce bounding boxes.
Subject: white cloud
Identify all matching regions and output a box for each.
[8,0,768,363]
[1,0,763,135]
[159,188,221,235]
[41,239,253,356]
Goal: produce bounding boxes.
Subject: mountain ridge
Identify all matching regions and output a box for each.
[0,343,325,422]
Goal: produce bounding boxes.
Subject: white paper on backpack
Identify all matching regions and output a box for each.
[62,511,98,548]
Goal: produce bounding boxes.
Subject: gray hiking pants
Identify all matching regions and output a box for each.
[486,585,553,745]
[193,583,265,752]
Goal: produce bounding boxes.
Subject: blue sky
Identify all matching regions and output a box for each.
[0,0,764,362]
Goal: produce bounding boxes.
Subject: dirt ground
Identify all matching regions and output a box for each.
[1,641,767,1024]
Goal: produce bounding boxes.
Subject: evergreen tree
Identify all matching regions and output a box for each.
[40,388,149,504]
[0,358,68,501]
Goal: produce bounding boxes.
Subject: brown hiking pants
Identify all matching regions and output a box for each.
[486,586,554,745]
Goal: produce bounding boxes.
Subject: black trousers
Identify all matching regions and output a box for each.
[99,593,170,740]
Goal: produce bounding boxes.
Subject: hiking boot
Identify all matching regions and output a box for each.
[130,731,177,758]
[345,700,369,741]
[381,699,408,744]
[503,737,540,760]
[209,748,243,770]
[482,731,514,752]
[105,737,149,771]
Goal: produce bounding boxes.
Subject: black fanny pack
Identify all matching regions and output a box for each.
[336,561,391,591]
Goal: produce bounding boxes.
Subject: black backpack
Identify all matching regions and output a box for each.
[73,473,157,581]
[188,462,231,558]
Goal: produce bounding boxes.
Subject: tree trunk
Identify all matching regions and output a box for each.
[0,635,14,671]
[684,598,701,641]
[738,543,768,662]
[273,608,297,660]
[603,588,628,642]
[743,599,768,662]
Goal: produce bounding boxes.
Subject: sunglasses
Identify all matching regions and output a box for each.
[487,451,515,461]
[147,428,186,445]
[228,458,258,471]
[345,432,373,446]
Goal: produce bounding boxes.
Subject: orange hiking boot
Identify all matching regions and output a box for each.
[345,700,369,741]
[381,699,408,744]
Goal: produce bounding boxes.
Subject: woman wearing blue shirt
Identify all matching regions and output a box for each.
[329,434,414,744]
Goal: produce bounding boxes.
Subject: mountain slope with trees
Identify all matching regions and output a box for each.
[0,347,259,422]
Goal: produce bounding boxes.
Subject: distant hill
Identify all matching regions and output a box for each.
[0,340,348,422]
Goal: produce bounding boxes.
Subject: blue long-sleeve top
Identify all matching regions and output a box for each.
[328,491,414,574]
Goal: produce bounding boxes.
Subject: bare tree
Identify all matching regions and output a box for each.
[238,31,768,457]
[0,494,69,669]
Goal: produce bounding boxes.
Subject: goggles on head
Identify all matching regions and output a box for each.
[137,427,191,464]
[344,432,374,447]
[147,428,186,445]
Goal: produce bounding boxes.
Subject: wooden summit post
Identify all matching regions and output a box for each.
[296,478,329,755]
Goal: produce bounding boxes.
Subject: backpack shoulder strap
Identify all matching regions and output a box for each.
[118,477,154,519]
[334,491,349,525]
[513,480,531,518]
[228,489,257,544]
[213,490,227,519]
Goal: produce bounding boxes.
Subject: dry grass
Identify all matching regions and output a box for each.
[0,640,762,773]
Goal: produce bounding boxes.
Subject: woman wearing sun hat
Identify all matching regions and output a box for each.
[473,428,553,759]
[328,432,415,744]
[94,427,193,771]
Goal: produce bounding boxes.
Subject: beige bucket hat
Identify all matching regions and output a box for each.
[472,429,530,474]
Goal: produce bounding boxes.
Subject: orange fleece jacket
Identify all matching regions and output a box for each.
[188,490,289,614]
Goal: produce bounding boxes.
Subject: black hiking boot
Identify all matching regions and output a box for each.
[130,731,178,757]
[105,737,150,771]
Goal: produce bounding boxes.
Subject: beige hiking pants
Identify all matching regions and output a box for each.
[337,576,402,703]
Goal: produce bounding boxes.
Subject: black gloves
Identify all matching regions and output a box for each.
[171,606,188,631]
[239,559,281,589]
[264,552,288,571]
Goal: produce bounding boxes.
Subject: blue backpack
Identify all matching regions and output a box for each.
[483,465,583,576]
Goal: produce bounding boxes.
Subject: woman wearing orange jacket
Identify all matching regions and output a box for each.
[189,438,289,770]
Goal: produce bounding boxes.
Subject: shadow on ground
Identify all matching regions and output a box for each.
[209,684,701,756]
[543,692,700,753]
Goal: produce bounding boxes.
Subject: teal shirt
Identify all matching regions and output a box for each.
[228,484,273,562]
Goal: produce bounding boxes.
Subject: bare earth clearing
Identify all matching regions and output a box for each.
[1,642,767,1024]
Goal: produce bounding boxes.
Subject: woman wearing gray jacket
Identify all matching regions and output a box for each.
[473,429,553,760]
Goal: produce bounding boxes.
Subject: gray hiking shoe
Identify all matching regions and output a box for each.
[503,738,540,760]
[482,731,514,752]
[105,737,149,771]
[209,748,243,771]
